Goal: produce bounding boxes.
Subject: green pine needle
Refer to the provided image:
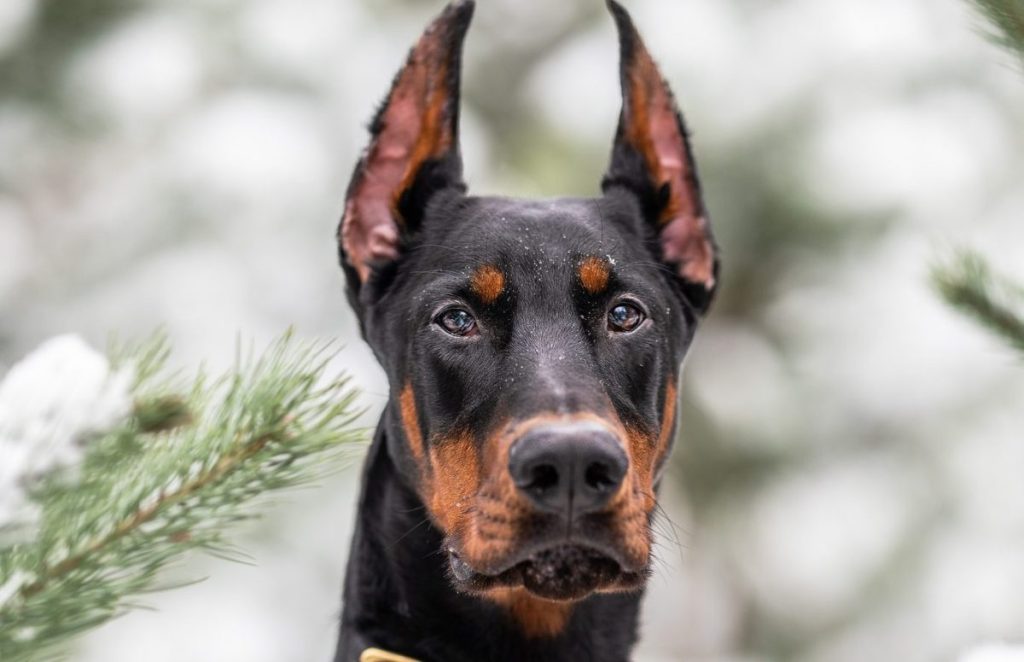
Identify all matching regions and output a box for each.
[0,333,367,660]
[932,250,1024,355]
[969,0,1024,65]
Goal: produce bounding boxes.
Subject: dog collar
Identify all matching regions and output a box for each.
[360,647,420,662]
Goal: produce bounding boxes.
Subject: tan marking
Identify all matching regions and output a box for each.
[399,383,426,468]
[621,20,716,290]
[458,418,524,568]
[626,378,677,497]
[458,412,626,573]
[471,265,505,304]
[486,587,574,638]
[393,60,453,218]
[625,50,692,226]
[606,376,679,561]
[427,429,480,534]
[340,5,468,283]
[578,256,611,294]
[455,402,676,596]
[653,378,677,479]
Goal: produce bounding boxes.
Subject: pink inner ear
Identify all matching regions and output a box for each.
[650,95,716,289]
[626,47,716,291]
[340,19,456,283]
[342,91,425,282]
[659,214,715,287]
[341,198,400,283]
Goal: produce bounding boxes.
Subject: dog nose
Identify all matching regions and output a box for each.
[508,423,628,517]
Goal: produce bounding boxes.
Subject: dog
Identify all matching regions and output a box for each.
[334,1,718,660]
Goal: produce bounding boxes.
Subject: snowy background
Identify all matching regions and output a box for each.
[1,0,1023,660]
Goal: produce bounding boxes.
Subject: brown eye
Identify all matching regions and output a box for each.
[608,303,645,333]
[437,308,478,337]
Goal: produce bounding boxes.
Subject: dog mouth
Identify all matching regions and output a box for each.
[448,543,647,601]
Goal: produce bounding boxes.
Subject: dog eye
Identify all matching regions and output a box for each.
[436,308,478,337]
[608,303,645,333]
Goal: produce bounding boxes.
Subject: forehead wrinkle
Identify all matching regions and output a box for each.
[405,271,474,313]
[460,197,618,245]
[410,197,659,304]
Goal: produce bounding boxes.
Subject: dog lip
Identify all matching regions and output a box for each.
[461,542,576,577]
[448,539,643,583]
[502,538,643,576]
[448,542,648,600]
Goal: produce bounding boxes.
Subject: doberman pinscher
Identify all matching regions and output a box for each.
[334,1,718,660]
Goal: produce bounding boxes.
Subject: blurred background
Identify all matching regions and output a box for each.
[1,0,1023,660]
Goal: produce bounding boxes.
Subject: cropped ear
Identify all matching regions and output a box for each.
[602,0,718,314]
[338,0,474,288]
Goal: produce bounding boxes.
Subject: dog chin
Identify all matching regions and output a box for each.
[449,543,648,601]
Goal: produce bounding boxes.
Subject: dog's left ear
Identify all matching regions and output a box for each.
[602,0,718,314]
[338,0,474,291]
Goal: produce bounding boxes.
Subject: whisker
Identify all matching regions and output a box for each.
[650,501,688,569]
[387,516,431,550]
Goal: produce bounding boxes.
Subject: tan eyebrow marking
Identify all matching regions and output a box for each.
[470,265,505,304]
[578,256,611,294]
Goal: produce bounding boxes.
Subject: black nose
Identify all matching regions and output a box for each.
[508,423,628,517]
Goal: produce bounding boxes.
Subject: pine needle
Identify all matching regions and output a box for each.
[0,333,367,661]
[969,0,1024,67]
[932,250,1024,355]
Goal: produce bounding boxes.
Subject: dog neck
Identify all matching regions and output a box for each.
[334,413,644,662]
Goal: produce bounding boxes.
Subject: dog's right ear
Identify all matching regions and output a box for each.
[338,1,474,297]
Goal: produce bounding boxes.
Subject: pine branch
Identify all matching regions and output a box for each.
[932,251,1024,355]
[0,333,366,660]
[969,0,1024,66]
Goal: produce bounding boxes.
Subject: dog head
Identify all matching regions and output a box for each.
[338,0,717,605]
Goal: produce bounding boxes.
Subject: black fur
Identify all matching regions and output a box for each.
[336,426,642,662]
[333,2,716,660]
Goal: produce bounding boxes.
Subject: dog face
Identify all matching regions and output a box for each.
[339,0,717,604]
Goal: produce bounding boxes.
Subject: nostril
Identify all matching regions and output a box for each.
[525,463,559,493]
[508,423,626,515]
[584,461,619,492]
